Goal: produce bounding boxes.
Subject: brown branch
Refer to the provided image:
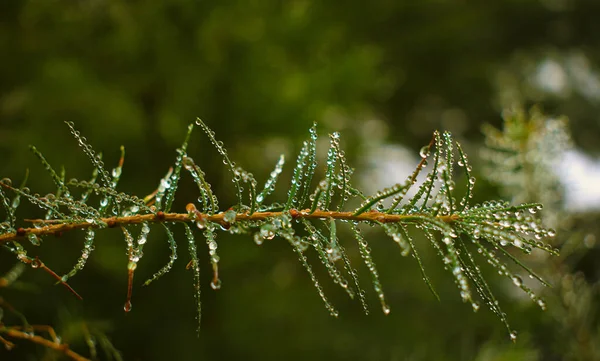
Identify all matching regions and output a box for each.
[0,326,91,361]
[5,256,83,300]
[0,208,459,244]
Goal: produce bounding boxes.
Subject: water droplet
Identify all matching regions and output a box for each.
[124,300,132,312]
[260,224,275,240]
[28,233,40,246]
[509,330,518,342]
[419,145,430,158]
[512,275,523,286]
[210,279,222,290]
[196,218,207,230]
[537,298,547,310]
[223,210,236,223]
[253,232,264,245]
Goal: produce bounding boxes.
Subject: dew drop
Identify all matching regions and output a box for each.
[223,210,236,223]
[509,330,518,342]
[28,233,40,246]
[512,275,523,286]
[419,145,430,158]
[210,279,222,290]
[196,218,207,230]
[253,233,264,246]
[537,298,547,310]
[124,300,132,312]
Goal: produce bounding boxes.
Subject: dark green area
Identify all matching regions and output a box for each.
[1,1,599,360]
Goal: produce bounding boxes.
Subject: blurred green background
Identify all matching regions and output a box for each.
[1,1,599,360]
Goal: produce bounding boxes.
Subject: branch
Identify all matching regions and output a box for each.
[0,208,459,244]
[0,325,91,361]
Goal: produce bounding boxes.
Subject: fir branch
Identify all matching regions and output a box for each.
[0,119,559,348]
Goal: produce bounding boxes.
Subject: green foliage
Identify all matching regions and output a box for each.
[0,120,556,335]
[0,119,559,358]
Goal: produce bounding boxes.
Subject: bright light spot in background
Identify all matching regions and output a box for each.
[536,59,567,94]
[360,144,419,195]
[558,149,600,212]
[534,52,600,101]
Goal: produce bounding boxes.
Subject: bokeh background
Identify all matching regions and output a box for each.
[1,1,599,360]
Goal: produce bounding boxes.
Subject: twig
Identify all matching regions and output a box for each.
[0,326,91,361]
[0,209,459,244]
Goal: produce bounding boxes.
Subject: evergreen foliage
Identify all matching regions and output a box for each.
[0,119,558,360]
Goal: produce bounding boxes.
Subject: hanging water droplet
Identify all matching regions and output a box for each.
[382,305,391,315]
[196,218,207,230]
[223,210,236,223]
[419,145,430,158]
[260,224,276,240]
[28,233,40,246]
[210,278,222,290]
[253,232,264,245]
[124,300,132,312]
[509,330,518,342]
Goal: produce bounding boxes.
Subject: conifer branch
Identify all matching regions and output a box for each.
[0,209,459,244]
[0,325,91,361]
[0,119,559,348]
